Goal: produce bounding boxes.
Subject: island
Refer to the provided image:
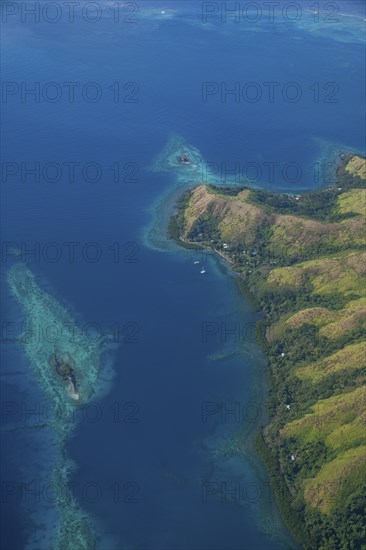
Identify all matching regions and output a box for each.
[7,263,116,549]
[51,352,80,400]
[168,153,366,549]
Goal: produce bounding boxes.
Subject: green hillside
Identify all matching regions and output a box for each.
[170,153,366,549]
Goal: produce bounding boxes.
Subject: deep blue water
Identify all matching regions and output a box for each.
[1,1,365,549]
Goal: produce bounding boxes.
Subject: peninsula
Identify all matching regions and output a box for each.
[169,153,366,549]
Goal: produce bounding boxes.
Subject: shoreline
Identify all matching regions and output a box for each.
[167,151,366,549]
[204,251,299,549]
[168,207,300,549]
[163,217,298,542]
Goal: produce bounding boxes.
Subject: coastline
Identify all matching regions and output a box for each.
[167,151,366,549]
[202,253,299,548]
[147,135,299,546]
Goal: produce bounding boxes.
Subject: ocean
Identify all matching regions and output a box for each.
[1,1,365,549]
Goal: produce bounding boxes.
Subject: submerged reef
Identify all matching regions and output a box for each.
[7,263,116,549]
[145,134,222,252]
[8,264,107,422]
[151,133,221,186]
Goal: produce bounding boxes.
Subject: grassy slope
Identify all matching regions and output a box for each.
[173,154,366,549]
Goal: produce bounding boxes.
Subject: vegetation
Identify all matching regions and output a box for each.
[167,215,180,241]
[171,153,366,549]
[52,353,78,389]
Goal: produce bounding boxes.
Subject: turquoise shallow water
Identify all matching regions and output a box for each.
[1,1,365,548]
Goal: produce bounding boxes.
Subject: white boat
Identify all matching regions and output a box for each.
[200,266,206,274]
[194,261,200,265]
